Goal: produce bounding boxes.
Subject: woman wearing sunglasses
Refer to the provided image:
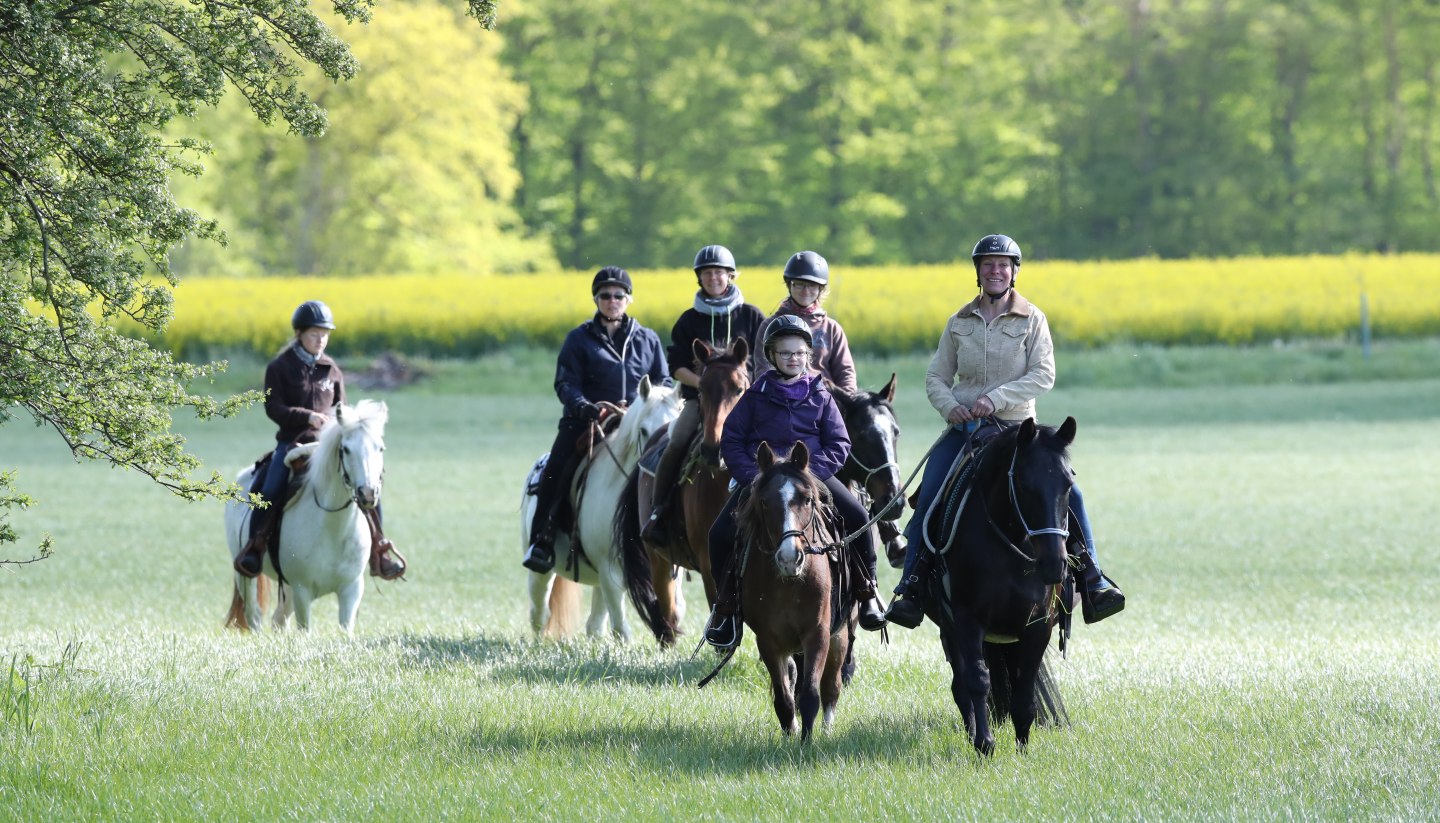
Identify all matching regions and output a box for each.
[522,267,671,574]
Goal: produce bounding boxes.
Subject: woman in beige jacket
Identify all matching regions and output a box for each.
[885,234,1124,629]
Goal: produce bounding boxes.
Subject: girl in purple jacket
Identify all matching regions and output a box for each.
[703,316,887,649]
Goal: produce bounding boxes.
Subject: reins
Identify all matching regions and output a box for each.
[312,436,361,512]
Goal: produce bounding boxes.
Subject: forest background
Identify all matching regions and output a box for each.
[168,0,1440,279]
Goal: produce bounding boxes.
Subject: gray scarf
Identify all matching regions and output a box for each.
[694,284,745,316]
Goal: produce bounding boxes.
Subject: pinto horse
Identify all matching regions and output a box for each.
[921,417,1077,754]
[521,376,682,641]
[617,339,749,646]
[224,400,388,633]
[831,374,906,568]
[734,440,856,741]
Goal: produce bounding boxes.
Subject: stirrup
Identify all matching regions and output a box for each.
[1081,581,1125,624]
[884,596,925,629]
[370,540,407,580]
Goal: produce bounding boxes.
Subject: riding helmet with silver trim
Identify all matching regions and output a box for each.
[971,234,1022,267]
[782,250,829,285]
[692,244,737,273]
[591,265,633,295]
[763,314,813,349]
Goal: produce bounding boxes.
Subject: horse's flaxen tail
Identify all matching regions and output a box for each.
[614,467,674,643]
[224,576,271,631]
[544,576,583,638]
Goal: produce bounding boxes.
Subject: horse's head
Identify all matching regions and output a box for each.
[693,338,751,464]
[323,400,388,510]
[612,375,683,462]
[996,416,1077,585]
[740,440,827,579]
[833,373,902,522]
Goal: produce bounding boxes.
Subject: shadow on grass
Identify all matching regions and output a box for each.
[378,630,725,687]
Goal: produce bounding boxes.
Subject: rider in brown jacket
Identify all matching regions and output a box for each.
[232,300,406,581]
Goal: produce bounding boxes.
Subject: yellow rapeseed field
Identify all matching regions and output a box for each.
[138,254,1440,358]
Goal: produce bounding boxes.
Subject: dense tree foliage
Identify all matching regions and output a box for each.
[0,0,496,561]
[496,0,1440,268]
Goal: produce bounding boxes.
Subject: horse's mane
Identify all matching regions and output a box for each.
[309,400,387,483]
[610,382,680,453]
[970,421,1071,483]
[735,456,832,553]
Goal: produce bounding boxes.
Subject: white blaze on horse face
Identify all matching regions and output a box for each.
[774,476,806,577]
[344,423,385,509]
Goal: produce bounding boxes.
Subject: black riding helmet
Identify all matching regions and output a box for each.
[693,244,736,273]
[782,250,829,286]
[763,314,813,351]
[971,234,1022,290]
[592,265,633,295]
[292,300,336,330]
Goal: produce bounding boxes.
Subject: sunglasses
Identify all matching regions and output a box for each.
[596,292,629,301]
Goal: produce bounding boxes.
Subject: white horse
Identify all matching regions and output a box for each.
[224,400,388,633]
[522,376,682,641]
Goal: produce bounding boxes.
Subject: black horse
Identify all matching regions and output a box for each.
[919,417,1077,755]
[831,374,907,568]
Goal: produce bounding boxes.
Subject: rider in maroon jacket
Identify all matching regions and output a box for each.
[233,301,405,581]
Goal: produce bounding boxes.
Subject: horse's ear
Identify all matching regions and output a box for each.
[732,336,749,362]
[789,440,810,471]
[1017,418,1037,446]
[1057,416,1077,446]
[638,375,652,399]
[336,405,347,425]
[693,339,714,366]
[882,373,897,404]
[756,441,777,470]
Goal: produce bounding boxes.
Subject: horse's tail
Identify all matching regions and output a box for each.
[543,576,583,638]
[614,466,674,644]
[224,576,271,631]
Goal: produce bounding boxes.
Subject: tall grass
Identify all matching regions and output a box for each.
[2,357,1439,819]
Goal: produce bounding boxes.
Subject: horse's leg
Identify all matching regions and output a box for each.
[238,574,264,632]
[821,622,853,733]
[585,586,609,637]
[949,618,995,755]
[290,584,316,631]
[336,577,364,635]
[600,566,632,643]
[272,582,293,630]
[529,571,555,636]
[649,549,679,645]
[796,628,827,743]
[1010,629,1052,750]
[756,637,797,736]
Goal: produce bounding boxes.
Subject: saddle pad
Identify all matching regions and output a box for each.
[525,453,549,496]
[637,434,667,478]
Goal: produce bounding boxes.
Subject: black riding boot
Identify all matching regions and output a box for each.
[1075,545,1125,624]
[234,508,278,578]
[522,516,557,574]
[884,548,934,630]
[704,569,743,650]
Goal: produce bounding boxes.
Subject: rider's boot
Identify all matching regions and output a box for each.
[363,508,407,580]
[233,508,278,578]
[639,490,672,543]
[704,570,743,650]
[522,518,557,574]
[1075,543,1125,624]
[884,547,933,630]
[855,581,887,632]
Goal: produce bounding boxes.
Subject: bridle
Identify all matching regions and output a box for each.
[312,437,372,513]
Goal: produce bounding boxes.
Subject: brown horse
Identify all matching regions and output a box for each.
[735,440,855,741]
[617,338,751,646]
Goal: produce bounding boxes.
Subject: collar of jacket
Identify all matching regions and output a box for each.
[586,313,633,341]
[752,370,822,401]
[957,291,1035,319]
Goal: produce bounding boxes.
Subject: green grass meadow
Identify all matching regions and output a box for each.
[3,347,1440,820]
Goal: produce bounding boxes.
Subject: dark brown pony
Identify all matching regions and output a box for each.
[920,417,1077,755]
[617,338,750,645]
[736,440,855,741]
